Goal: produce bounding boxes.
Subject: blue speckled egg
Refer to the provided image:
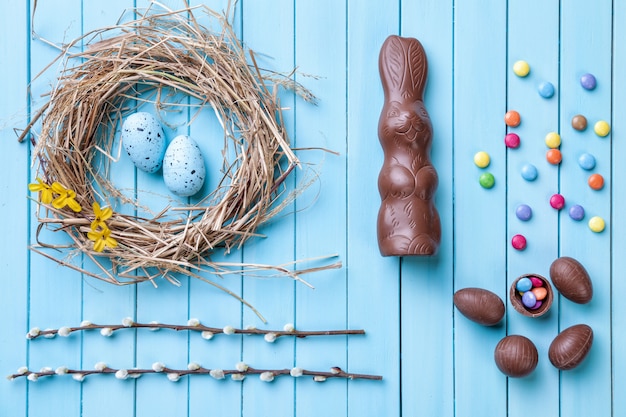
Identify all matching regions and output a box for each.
[121,112,166,173]
[163,135,206,197]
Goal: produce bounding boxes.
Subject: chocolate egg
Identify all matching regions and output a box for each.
[494,335,538,378]
[453,287,505,326]
[549,324,593,370]
[549,257,593,304]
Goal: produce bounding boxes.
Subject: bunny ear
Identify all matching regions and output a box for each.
[379,35,428,101]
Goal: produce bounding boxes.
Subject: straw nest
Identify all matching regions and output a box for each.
[20,2,339,302]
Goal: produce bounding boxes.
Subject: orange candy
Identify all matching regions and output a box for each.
[546,149,562,165]
[531,287,548,301]
[588,173,604,190]
[505,110,521,127]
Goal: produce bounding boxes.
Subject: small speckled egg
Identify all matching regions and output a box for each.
[121,112,167,173]
[163,135,206,197]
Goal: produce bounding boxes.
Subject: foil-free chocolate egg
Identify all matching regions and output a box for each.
[453,287,505,326]
[549,324,593,370]
[494,335,538,378]
[549,257,593,304]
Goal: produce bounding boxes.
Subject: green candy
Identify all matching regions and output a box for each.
[479,172,495,189]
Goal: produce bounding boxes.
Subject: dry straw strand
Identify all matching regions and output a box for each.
[21,1,339,317]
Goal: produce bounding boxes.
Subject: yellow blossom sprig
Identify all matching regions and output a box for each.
[28,178,82,212]
[91,202,113,230]
[87,202,117,252]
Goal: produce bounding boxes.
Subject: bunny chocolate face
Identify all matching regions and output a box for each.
[376,35,441,257]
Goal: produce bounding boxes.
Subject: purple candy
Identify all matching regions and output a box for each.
[530,300,543,310]
[522,291,537,309]
[516,204,532,221]
[569,204,585,221]
[580,73,597,90]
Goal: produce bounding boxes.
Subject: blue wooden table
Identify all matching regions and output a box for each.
[1,0,623,416]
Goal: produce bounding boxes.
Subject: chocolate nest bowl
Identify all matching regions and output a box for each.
[510,273,554,318]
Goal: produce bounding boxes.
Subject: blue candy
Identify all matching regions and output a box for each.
[516,277,532,292]
[538,81,555,98]
[521,163,538,181]
[578,153,596,170]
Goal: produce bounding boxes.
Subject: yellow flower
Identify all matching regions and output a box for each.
[28,178,53,204]
[91,202,113,231]
[87,226,118,252]
[51,182,82,213]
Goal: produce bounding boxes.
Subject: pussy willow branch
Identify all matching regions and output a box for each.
[8,365,382,382]
[26,319,365,340]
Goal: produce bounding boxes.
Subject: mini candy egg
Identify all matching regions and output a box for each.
[530,300,542,310]
[504,133,521,148]
[505,110,521,127]
[516,277,532,292]
[588,173,604,190]
[531,286,548,301]
[515,204,532,221]
[578,153,596,170]
[513,60,530,77]
[474,151,490,168]
[546,149,562,165]
[511,234,526,250]
[530,277,544,287]
[580,73,597,90]
[538,81,555,98]
[121,112,167,173]
[588,216,605,233]
[521,164,538,181]
[549,257,593,304]
[545,132,561,149]
[571,114,588,131]
[163,135,206,197]
[549,324,593,370]
[494,335,538,378]
[569,204,585,221]
[479,172,495,189]
[550,194,565,210]
[453,287,505,326]
[522,291,537,308]
[594,120,610,137]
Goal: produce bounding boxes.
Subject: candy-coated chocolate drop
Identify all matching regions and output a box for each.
[522,291,537,308]
[580,73,597,90]
[572,114,587,131]
[530,277,544,287]
[594,120,610,137]
[474,151,490,168]
[505,110,521,127]
[588,173,604,190]
[578,153,596,170]
[480,172,495,189]
[569,204,585,221]
[505,133,521,148]
[513,60,530,77]
[550,194,565,210]
[516,277,532,292]
[546,149,562,165]
[521,164,538,181]
[545,132,561,149]
[538,81,555,98]
[530,300,543,310]
[589,216,605,233]
[511,234,527,250]
[531,287,548,301]
[516,204,532,221]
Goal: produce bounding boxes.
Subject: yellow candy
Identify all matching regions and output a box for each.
[588,216,605,233]
[513,60,530,77]
[594,120,610,137]
[545,132,561,149]
[474,151,490,168]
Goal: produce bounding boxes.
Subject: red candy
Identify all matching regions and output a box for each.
[511,234,527,250]
[550,194,565,210]
[505,133,521,148]
[530,277,543,287]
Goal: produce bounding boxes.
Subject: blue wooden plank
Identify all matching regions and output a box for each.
[0,2,29,415]
[346,1,401,416]
[558,1,612,416]
[399,2,454,416]
[452,1,508,416]
[505,1,560,416]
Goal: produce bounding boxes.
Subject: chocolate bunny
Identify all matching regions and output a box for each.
[377,35,441,256]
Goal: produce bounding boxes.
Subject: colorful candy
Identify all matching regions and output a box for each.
[550,194,565,210]
[588,216,605,233]
[588,173,604,190]
[505,110,521,127]
[505,133,521,148]
[516,277,532,292]
[521,163,538,181]
[545,132,561,149]
[474,151,491,168]
[569,204,585,221]
[517,276,548,311]
[578,153,596,170]
[571,114,587,131]
[511,234,527,250]
[580,73,597,90]
[522,291,537,308]
[538,81,555,98]
[594,120,610,137]
[513,60,530,77]
[479,172,495,189]
[516,204,532,221]
[546,149,562,165]
[531,287,548,301]
[529,277,544,287]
